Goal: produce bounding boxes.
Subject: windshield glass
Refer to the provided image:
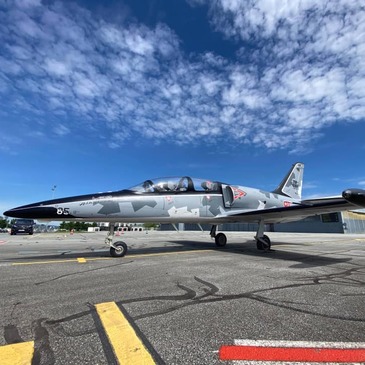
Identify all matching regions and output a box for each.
[128,177,221,193]
[15,219,33,225]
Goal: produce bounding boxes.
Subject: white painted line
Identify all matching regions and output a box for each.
[234,340,365,349]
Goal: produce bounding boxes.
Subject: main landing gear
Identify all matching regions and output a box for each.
[105,223,128,258]
[210,221,273,252]
[104,221,272,258]
[254,220,272,251]
[210,225,227,247]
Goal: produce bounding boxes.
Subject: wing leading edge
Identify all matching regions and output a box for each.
[215,189,365,224]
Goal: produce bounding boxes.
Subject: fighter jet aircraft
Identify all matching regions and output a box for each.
[4,163,365,257]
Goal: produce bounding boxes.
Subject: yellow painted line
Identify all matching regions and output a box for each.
[12,259,80,266]
[77,257,87,263]
[0,341,34,365]
[76,257,112,261]
[95,302,156,364]
[10,249,214,266]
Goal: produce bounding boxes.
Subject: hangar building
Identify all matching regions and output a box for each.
[161,210,365,234]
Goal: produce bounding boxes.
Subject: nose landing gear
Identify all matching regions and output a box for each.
[105,223,128,257]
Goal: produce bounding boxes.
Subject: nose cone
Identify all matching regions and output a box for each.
[3,209,14,217]
[3,204,58,219]
[342,188,365,207]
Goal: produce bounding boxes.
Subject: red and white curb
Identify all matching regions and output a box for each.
[219,339,365,364]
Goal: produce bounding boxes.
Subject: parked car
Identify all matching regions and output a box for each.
[10,219,34,235]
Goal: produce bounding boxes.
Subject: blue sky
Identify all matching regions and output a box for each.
[1,0,365,214]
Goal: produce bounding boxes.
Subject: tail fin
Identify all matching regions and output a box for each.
[272,162,304,200]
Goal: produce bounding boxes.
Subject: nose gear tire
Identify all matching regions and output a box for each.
[110,241,128,257]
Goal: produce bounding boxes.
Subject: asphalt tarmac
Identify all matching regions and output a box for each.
[0,230,365,364]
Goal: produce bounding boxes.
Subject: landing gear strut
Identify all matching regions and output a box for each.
[210,223,273,251]
[210,225,227,247]
[105,222,128,257]
[255,220,272,252]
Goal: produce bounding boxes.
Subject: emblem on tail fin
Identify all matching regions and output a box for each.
[272,162,304,200]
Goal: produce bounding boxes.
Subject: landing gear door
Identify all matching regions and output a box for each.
[221,184,234,208]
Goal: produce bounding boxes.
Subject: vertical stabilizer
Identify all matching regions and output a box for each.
[272,162,304,200]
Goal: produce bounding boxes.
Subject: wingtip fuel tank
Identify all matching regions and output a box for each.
[342,188,365,207]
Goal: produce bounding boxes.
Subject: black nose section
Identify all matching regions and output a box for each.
[3,206,58,219]
[342,189,365,207]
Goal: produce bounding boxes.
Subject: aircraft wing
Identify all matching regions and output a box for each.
[215,190,365,224]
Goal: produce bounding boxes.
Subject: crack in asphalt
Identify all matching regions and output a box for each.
[34,261,133,285]
[309,267,365,286]
[116,272,365,322]
[4,324,24,344]
[31,319,55,365]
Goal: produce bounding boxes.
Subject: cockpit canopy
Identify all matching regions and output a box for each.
[128,177,221,194]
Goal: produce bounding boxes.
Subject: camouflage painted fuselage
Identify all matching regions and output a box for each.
[4,177,301,224]
[4,170,365,225]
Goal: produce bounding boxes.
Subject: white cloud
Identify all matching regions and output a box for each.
[14,0,41,8]
[53,124,70,136]
[44,59,70,76]
[0,0,364,153]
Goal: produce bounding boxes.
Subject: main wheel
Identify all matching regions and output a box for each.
[110,241,128,257]
[215,233,227,247]
[256,235,271,251]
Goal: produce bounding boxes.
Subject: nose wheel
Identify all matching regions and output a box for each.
[110,241,128,257]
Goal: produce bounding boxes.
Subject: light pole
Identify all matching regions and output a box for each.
[51,185,57,199]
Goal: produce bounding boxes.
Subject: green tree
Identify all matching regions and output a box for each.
[143,223,159,230]
[0,216,8,229]
[59,221,97,231]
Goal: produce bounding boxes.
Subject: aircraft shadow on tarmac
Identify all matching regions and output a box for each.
[7,238,352,269]
[168,239,352,269]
